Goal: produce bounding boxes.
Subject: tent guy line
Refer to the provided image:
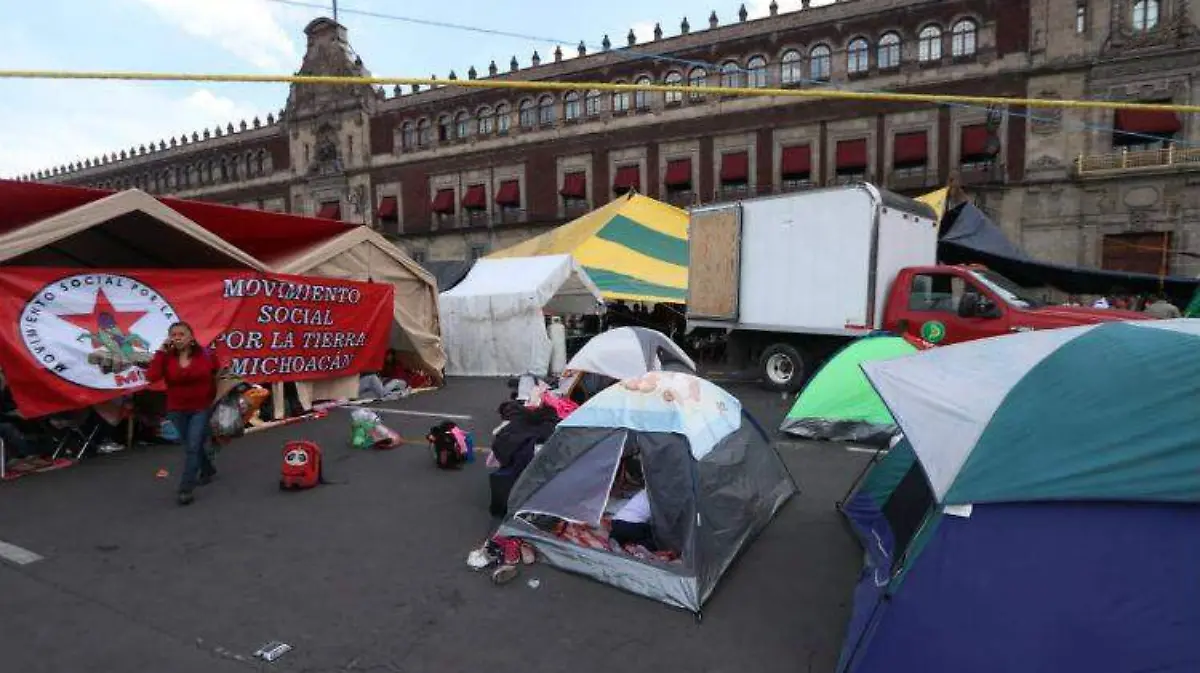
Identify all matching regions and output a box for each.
[371,408,473,421]
[2,70,1200,113]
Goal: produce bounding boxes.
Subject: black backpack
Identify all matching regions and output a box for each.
[427,421,466,470]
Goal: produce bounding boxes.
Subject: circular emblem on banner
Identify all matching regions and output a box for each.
[920,320,946,344]
[19,273,180,391]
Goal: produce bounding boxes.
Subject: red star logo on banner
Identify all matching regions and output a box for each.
[59,287,148,336]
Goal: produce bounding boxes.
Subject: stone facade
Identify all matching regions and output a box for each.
[20,1,1200,277]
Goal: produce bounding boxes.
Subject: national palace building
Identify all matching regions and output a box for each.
[17,0,1200,278]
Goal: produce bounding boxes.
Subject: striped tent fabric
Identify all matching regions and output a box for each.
[486,193,688,303]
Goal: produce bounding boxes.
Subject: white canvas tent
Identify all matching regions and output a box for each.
[439,254,603,376]
[0,189,267,269]
[270,226,447,409]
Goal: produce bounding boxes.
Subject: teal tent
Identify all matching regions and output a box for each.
[837,319,1200,673]
[779,335,918,447]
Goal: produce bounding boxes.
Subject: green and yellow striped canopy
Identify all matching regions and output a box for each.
[487,193,689,304]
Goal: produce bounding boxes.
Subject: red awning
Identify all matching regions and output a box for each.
[317,202,341,220]
[1115,109,1182,135]
[613,165,641,192]
[664,159,692,187]
[560,172,586,198]
[781,145,811,177]
[461,184,487,210]
[430,189,456,214]
[961,125,991,157]
[377,195,397,219]
[893,132,928,165]
[720,152,749,182]
[0,180,353,265]
[836,139,868,170]
[495,180,521,206]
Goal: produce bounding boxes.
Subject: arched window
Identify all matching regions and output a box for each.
[878,32,901,69]
[584,89,602,116]
[1132,0,1159,32]
[538,95,556,124]
[781,50,802,85]
[416,119,432,146]
[519,99,536,128]
[612,82,631,113]
[810,45,831,81]
[204,161,214,183]
[634,76,652,110]
[720,60,743,88]
[688,67,707,101]
[951,19,978,57]
[747,55,768,88]
[847,37,870,74]
[229,156,239,181]
[437,114,452,141]
[219,158,229,181]
[664,71,684,104]
[477,107,494,135]
[564,91,581,120]
[243,152,254,178]
[401,122,416,150]
[918,25,943,62]
[257,150,266,175]
[495,103,511,133]
[455,111,471,138]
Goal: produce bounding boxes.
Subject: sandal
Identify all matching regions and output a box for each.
[491,564,519,585]
[519,542,536,565]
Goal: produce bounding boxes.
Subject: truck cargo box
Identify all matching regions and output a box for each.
[687,184,939,334]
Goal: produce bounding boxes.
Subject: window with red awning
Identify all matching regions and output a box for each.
[317,201,341,220]
[960,125,993,160]
[560,171,587,198]
[893,131,929,167]
[613,165,641,193]
[781,145,812,177]
[495,179,521,206]
[664,158,692,188]
[430,189,455,214]
[836,139,868,171]
[1115,109,1181,136]
[720,152,749,184]
[461,184,487,210]
[377,195,397,220]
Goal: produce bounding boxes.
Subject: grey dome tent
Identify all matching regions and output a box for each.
[496,371,797,613]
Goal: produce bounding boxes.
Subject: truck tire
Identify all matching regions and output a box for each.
[759,343,807,392]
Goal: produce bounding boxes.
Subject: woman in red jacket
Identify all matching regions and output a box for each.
[145,321,221,506]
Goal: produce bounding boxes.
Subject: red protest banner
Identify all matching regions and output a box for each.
[0,269,393,418]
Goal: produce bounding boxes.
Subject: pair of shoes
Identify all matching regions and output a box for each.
[177,491,195,506]
[491,564,519,585]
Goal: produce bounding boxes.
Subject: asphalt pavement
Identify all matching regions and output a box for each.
[0,378,871,673]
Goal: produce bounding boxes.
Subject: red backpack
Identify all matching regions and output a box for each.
[280,440,323,490]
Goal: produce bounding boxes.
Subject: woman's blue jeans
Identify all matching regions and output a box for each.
[167,410,214,493]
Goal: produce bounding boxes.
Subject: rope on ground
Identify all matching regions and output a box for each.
[2,69,1200,113]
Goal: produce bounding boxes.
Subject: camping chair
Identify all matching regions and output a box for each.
[44,411,101,461]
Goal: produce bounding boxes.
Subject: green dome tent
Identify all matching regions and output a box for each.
[779,334,920,447]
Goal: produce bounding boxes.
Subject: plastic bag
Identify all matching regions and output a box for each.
[349,408,399,450]
[210,396,245,440]
[368,422,402,449]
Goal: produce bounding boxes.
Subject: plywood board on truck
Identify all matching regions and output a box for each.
[687,207,742,320]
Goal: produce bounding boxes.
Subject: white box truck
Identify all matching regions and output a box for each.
[686,184,939,391]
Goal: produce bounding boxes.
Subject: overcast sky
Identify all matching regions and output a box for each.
[0,0,837,178]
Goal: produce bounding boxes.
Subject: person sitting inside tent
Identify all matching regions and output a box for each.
[610,489,656,551]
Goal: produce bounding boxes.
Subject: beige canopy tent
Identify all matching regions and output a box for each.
[271,226,446,410]
[0,189,267,269]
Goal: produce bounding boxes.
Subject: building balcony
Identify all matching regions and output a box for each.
[956,160,1004,186]
[429,208,530,231]
[1075,145,1200,177]
[886,167,939,191]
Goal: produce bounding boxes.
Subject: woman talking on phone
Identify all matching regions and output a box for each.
[145,321,222,506]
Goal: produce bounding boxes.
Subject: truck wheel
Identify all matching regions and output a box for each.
[759,343,806,392]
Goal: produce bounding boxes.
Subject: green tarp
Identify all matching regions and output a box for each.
[780,335,917,447]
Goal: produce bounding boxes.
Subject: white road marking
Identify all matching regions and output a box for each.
[372,408,473,421]
[0,539,43,565]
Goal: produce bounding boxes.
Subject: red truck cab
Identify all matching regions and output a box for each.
[883,264,1149,345]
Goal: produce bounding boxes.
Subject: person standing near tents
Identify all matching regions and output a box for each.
[1144,294,1182,319]
[144,322,221,506]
